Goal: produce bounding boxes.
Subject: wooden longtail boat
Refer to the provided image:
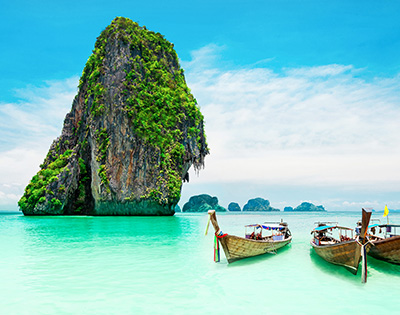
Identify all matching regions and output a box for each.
[310,209,371,282]
[311,225,361,274]
[205,210,292,263]
[366,223,400,264]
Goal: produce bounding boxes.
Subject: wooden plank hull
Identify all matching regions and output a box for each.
[311,240,362,274]
[219,235,292,263]
[207,210,291,263]
[368,236,400,264]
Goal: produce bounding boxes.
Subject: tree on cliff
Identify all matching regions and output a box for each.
[18,17,208,216]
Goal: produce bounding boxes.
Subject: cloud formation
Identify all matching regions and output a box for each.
[0,77,78,151]
[0,77,78,208]
[1,47,399,211]
[183,45,400,192]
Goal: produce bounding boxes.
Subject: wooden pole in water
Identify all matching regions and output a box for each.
[361,244,368,283]
[360,208,372,283]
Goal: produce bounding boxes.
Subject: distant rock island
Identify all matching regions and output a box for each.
[18,17,208,216]
[228,202,241,212]
[182,194,226,212]
[284,202,326,212]
[180,196,326,213]
[242,198,280,211]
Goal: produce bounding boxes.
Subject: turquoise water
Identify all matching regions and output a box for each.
[1,211,399,314]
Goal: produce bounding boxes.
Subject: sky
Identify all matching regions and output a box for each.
[1,0,400,211]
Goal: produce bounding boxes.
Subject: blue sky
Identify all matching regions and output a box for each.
[1,1,400,211]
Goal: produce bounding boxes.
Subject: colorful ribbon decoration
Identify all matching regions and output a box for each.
[214,235,220,262]
[213,230,227,262]
[215,229,228,238]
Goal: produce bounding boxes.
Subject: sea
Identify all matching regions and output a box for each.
[1,210,399,314]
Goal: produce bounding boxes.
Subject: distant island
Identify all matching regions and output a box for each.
[179,196,327,213]
[242,197,280,211]
[284,202,326,212]
[228,202,241,212]
[182,194,226,212]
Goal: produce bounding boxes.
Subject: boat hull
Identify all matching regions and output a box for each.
[311,240,362,274]
[219,235,292,263]
[368,236,400,264]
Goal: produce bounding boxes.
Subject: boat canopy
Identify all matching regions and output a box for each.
[379,224,400,228]
[368,224,380,228]
[245,224,284,231]
[314,225,352,232]
[314,225,335,231]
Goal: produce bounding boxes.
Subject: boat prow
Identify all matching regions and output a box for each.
[310,208,371,282]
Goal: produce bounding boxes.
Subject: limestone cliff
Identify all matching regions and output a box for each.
[18,17,208,215]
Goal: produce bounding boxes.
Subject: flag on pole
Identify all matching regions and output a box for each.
[383,205,389,217]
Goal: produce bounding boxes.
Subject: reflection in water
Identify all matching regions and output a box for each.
[367,255,400,276]
[309,248,361,283]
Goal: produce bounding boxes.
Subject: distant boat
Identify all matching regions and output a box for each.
[363,223,400,264]
[310,209,371,282]
[205,210,292,263]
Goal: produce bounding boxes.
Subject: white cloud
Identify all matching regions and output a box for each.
[1,48,399,211]
[342,200,380,208]
[0,77,78,151]
[0,78,78,208]
[285,64,354,77]
[183,45,400,192]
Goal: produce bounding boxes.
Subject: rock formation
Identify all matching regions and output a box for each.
[18,17,208,216]
[182,194,226,212]
[284,202,326,211]
[227,202,241,212]
[242,197,280,211]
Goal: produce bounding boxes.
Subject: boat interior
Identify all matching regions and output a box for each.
[363,220,400,240]
[245,222,290,241]
[312,222,354,246]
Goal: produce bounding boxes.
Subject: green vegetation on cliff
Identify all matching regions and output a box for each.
[18,17,208,215]
[80,17,207,204]
[18,150,73,212]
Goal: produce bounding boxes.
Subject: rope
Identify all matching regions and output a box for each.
[365,236,375,246]
[356,236,373,247]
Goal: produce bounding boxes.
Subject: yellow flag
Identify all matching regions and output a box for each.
[383,205,389,217]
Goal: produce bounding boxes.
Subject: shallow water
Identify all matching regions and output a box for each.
[0,211,399,314]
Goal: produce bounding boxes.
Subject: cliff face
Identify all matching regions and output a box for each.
[18,17,208,216]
